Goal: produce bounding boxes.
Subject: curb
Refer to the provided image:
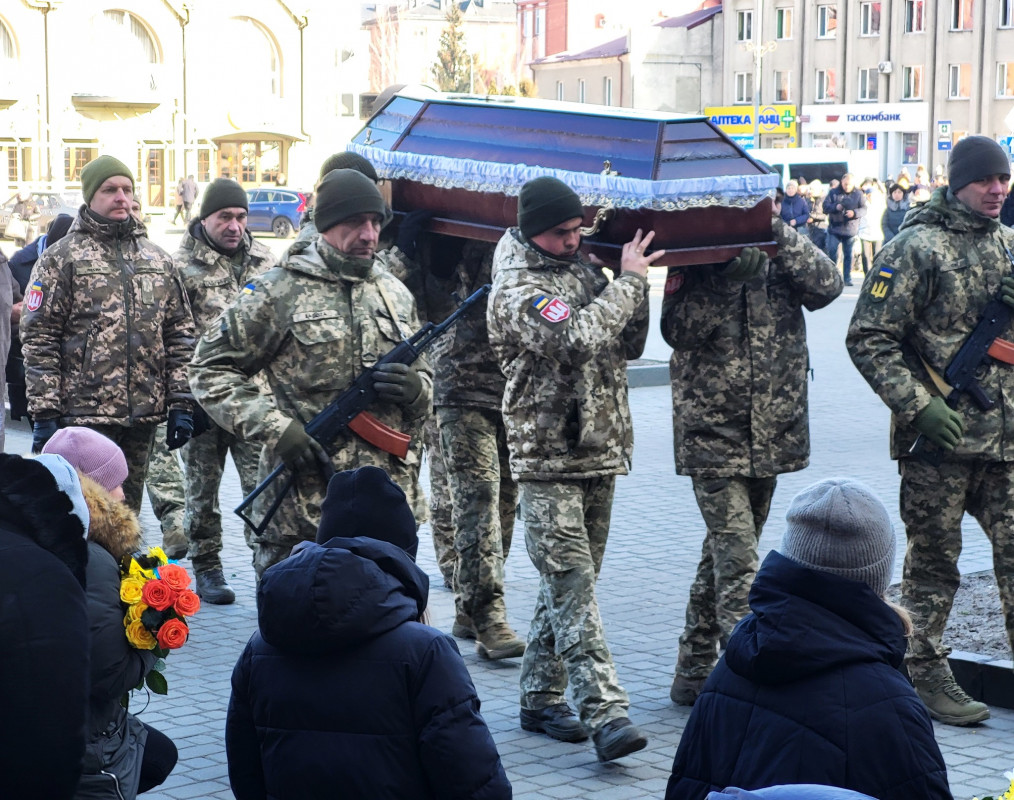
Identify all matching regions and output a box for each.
[628,361,669,388]
[950,651,1014,709]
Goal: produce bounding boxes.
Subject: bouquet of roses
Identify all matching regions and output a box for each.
[119,546,201,694]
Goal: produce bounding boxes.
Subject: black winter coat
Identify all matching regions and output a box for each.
[226,536,512,800]
[666,552,952,800]
[823,186,867,237]
[780,193,811,229]
[0,453,90,800]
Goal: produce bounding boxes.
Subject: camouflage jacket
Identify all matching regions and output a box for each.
[21,208,195,425]
[188,237,433,520]
[173,222,277,335]
[662,217,842,478]
[487,229,649,480]
[847,187,1014,460]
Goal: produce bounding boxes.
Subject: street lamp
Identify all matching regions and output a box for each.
[740,0,776,149]
[25,1,63,183]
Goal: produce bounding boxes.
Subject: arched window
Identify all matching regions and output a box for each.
[0,19,16,62]
[232,17,281,98]
[99,10,160,64]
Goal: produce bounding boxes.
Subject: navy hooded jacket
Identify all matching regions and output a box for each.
[225,536,512,800]
[666,552,952,800]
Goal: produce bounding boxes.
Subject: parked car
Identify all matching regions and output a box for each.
[245,187,308,238]
[0,190,81,243]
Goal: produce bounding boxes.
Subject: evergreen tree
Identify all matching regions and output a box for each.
[432,4,472,92]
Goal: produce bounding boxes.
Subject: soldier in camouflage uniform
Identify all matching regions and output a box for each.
[189,169,432,578]
[175,179,278,602]
[487,176,660,762]
[663,210,842,706]
[21,155,196,513]
[145,426,187,558]
[847,135,1014,726]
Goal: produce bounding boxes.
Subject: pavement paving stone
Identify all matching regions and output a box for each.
[3,263,1011,799]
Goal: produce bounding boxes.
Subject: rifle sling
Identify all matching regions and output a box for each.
[375,276,411,340]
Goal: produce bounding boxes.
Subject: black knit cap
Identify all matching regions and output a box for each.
[318,151,378,182]
[314,168,391,233]
[200,178,248,220]
[517,176,585,239]
[316,466,418,559]
[948,135,1011,192]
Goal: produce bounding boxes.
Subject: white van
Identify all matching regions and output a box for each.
[749,147,880,185]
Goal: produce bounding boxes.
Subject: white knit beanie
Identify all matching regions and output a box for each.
[780,478,895,595]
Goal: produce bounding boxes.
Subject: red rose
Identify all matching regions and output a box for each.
[156,617,189,650]
[158,563,191,592]
[174,589,201,617]
[141,579,177,611]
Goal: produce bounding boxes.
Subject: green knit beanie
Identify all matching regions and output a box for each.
[318,151,378,182]
[80,155,134,204]
[200,178,248,219]
[517,176,585,239]
[314,169,391,233]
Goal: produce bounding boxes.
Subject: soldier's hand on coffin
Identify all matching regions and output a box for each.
[620,229,664,278]
[721,247,768,281]
[396,210,435,260]
[1002,277,1014,309]
[276,419,329,473]
[913,396,964,451]
[372,362,423,405]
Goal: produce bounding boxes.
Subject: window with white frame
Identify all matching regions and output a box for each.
[997,62,1014,97]
[578,78,586,103]
[774,70,791,102]
[903,65,924,99]
[949,63,971,97]
[905,0,925,32]
[603,76,613,105]
[1002,0,1014,27]
[860,2,881,35]
[737,10,753,41]
[858,67,878,100]
[776,8,793,39]
[815,68,835,101]
[735,72,754,103]
[950,0,973,30]
[555,80,564,101]
[535,6,545,35]
[817,6,837,37]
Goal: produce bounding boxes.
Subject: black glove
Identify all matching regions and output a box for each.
[191,405,213,438]
[32,418,59,454]
[395,210,434,260]
[720,246,768,281]
[275,419,331,476]
[166,409,195,451]
[372,362,423,405]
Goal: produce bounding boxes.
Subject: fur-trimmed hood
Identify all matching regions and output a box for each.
[0,453,88,587]
[78,473,142,562]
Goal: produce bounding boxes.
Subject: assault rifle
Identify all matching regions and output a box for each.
[236,284,492,535]
[910,248,1014,463]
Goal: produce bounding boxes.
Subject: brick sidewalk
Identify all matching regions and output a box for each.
[4,281,1011,799]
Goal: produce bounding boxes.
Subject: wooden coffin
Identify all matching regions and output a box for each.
[348,90,778,268]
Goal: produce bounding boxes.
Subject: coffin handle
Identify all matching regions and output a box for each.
[580,205,614,237]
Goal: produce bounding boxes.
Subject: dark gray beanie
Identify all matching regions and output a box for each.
[200,178,248,219]
[780,478,895,596]
[518,176,585,239]
[948,135,1011,192]
[314,168,391,233]
[318,151,378,182]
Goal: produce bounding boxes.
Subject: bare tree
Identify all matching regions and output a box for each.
[368,3,401,92]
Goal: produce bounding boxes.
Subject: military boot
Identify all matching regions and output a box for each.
[592,717,648,762]
[670,674,707,706]
[475,621,526,660]
[195,568,236,605]
[451,613,476,640]
[914,674,990,726]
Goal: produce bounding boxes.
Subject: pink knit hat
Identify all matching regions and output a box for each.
[42,427,129,493]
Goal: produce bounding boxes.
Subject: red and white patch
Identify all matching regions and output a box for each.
[25,281,44,313]
[664,272,685,295]
[540,297,571,323]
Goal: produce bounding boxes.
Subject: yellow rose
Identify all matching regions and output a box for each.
[120,576,146,604]
[125,619,157,650]
[125,602,148,623]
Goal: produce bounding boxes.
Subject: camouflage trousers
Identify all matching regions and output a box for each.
[900,458,1014,682]
[675,475,777,679]
[436,406,517,628]
[424,416,456,588]
[145,422,186,555]
[518,477,629,732]
[182,421,262,572]
[86,422,157,516]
